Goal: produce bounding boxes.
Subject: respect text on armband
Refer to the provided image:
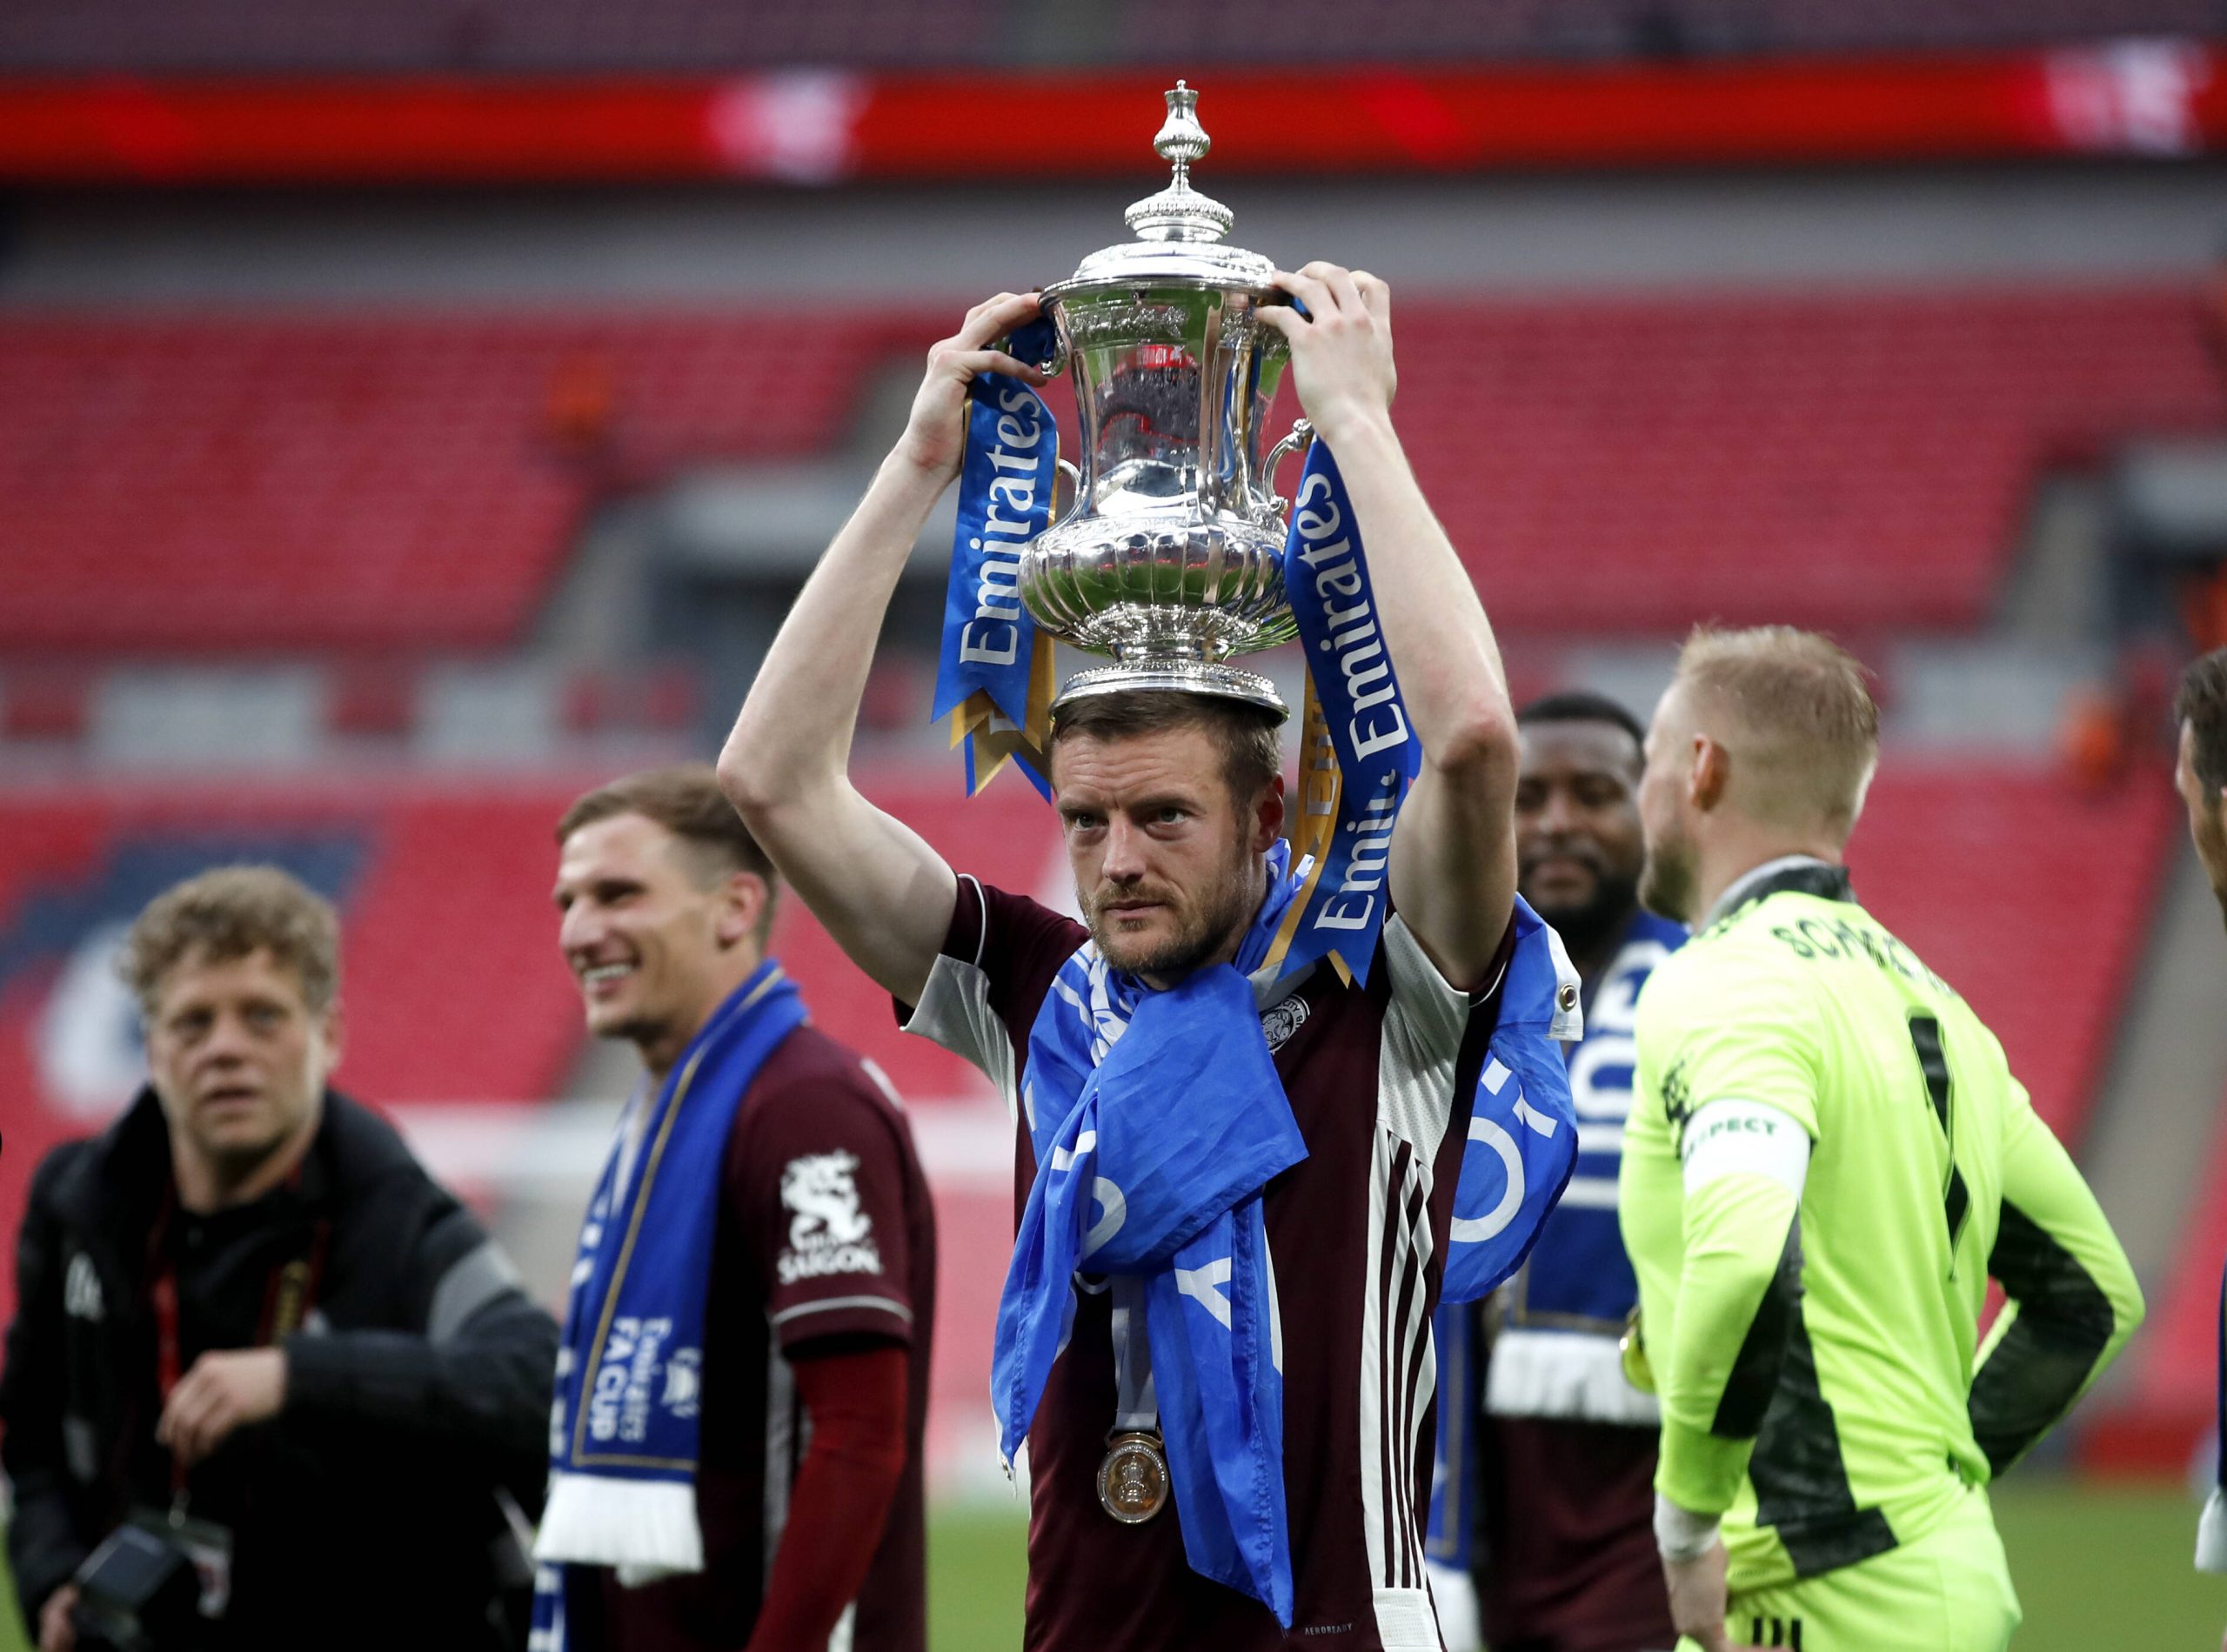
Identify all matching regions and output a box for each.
[1678,1109,1786,1164]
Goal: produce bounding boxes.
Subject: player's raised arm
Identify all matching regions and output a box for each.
[1258,264,1517,993]
[719,292,1050,1005]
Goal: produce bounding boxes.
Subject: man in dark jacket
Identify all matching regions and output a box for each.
[2,865,558,1652]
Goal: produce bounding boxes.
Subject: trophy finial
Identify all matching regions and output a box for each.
[1153,82,1210,172]
[1125,81,1235,245]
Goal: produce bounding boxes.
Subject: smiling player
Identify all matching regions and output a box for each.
[533,765,935,1652]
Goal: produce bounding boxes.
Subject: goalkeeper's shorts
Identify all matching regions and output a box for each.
[1691,1484,2021,1652]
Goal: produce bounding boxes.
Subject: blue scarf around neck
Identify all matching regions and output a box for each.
[530,961,808,1652]
[999,842,1310,1624]
[995,843,1580,1626]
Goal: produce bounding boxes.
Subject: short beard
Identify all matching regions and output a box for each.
[1084,844,1262,982]
[1531,870,1642,960]
[1639,837,1697,926]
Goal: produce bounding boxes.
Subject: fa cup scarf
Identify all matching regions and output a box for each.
[530,963,808,1652]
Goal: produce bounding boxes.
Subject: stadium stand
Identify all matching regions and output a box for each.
[3,286,2219,662]
[1388,286,2227,633]
[1849,763,2177,1147]
[2137,1100,2227,1410]
[0,314,924,652]
[0,0,2210,70]
[1125,0,2226,64]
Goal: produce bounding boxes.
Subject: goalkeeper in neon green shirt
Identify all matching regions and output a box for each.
[1619,625,2143,1652]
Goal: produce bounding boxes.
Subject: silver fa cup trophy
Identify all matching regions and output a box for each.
[1020,81,1313,719]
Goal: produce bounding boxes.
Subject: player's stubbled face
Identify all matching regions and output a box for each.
[2177,719,2227,925]
[555,813,730,1055]
[1054,726,1268,985]
[144,946,334,1182]
[1515,720,1645,934]
[1636,688,1700,925]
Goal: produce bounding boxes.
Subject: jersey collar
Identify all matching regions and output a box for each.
[1704,853,1854,931]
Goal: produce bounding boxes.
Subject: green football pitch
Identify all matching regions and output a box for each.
[3,1480,2221,1649]
[925,1479,2227,1651]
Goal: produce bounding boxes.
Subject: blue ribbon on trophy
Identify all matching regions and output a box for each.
[1261,440,1422,987]
[932,315,1061,799]
[1262,434,1579,1301]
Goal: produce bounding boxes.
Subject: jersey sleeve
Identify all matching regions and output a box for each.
[1641,949,1823,1144]
[895,874,1087,1112]
[1637,953,1822,1518]
[738,1072,921,1354]
[1968,1078,2143,1477]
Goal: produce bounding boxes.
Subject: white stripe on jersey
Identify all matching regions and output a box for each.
[1360,913,1478,1641]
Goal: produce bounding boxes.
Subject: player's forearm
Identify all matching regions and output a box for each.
[1659,1174,1803,1515]
[1323,412,1519,985]
[1970,1113,2144,1475]
[1968,1210,2143,1475]
[720,450,947,814]
[746,1345,910,1652]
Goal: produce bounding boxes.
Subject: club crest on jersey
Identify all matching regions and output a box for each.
[778,1150,882,1285]
[1260,994,1311,1052]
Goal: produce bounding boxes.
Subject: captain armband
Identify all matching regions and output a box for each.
[1678,1099,1811,1198]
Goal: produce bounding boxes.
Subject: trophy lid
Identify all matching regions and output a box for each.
[1042,83,1278,298]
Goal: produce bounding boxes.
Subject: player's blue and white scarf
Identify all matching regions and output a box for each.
[994,841,1578,1626]
[528,962,808,1652]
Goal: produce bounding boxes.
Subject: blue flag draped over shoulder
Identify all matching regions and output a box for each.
[933,316,1060,799]
[1443,896,1581,1303]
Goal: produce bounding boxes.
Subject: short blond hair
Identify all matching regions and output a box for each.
[120,866,341,1016]
[1672,625,1880,838]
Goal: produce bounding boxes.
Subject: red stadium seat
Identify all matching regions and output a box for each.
[0,313,926,652]
[1374,287,2226,634]
[1849,761,2177,1147]
[3,287,2217,658]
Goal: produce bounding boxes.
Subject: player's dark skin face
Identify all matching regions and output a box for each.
[1516,719,1646,978]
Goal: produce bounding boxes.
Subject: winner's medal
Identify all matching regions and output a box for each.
[1097,1430,1170,1524]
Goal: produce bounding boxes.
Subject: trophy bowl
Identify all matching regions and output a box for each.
[1020,83,1312,718]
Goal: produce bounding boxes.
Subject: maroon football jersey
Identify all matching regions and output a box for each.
[592,1021,935,1652]
[903,875,1510,1652]
[1475,1414,1675,1652]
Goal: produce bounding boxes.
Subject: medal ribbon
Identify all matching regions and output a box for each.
[932,316,1060,799]
[1262,441,1421,987]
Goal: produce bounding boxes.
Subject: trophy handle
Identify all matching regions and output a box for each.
[1262,418,1315,506]
[1054,456,1083,517]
